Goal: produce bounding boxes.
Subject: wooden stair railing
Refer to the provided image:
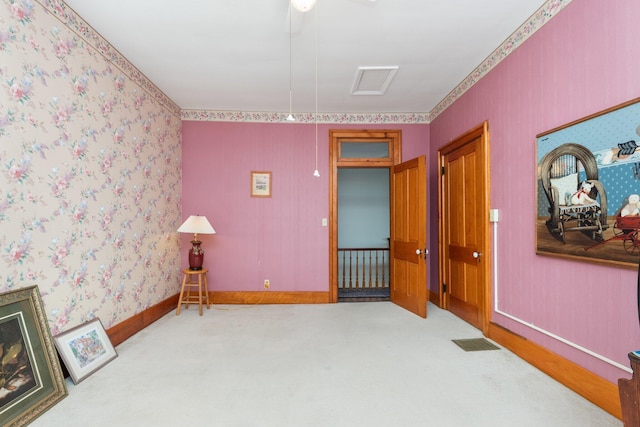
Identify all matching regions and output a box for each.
[338,247,389,290]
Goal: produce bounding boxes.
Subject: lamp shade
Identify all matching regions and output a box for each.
[178,215,215,270]
[290,0,316,12]
[177,215,215,235]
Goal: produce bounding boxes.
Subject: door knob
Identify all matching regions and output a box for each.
[472,251,481,259]
[416,248,428,259]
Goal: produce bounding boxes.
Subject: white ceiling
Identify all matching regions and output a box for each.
[62,0,549,115]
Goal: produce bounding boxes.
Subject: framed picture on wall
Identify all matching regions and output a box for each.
[53,318,117,384]
[536,97,640,268]
[250,171,272,198]
[0,286,67,427]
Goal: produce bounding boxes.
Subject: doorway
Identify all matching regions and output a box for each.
[329,130,401,303]
[329,130,428,317]
[438,122,491,333]
[337,167,391,302]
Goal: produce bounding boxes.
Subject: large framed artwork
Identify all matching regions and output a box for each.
[0,286,67,427]
[536,97,640,268]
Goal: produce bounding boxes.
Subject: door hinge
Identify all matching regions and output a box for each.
[441,166,445,175]
[442,283,447,293]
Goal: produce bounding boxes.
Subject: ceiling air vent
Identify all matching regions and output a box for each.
[351,66,399,95]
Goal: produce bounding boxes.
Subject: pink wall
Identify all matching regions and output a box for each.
[430,0,640,383]
[181,122,428,293]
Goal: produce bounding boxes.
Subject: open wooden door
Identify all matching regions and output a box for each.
[438,123,490,332]
[391,155,427,318]
[329,129,402,303]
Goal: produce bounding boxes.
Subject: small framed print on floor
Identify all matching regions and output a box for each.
[54,318,117,384]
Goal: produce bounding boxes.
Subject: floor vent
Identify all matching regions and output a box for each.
[452,338,500,352]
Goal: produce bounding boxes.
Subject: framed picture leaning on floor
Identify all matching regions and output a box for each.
[0,285,67,427]
[54,318,117,384]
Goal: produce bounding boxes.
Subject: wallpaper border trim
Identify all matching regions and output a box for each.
[44,0,570,124]
[37,0,182,117]
[181,110,429,124]
[429,0,572,121]
[182,0,571,124]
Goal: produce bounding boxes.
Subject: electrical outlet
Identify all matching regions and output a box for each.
[264,279,270,289]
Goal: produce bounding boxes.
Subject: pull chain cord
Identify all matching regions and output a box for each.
[287,3,295,121]
[313,1,320,177]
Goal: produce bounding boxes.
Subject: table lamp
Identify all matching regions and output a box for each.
[177,215,216,270]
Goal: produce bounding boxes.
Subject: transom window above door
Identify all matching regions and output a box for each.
[339,141,391,160]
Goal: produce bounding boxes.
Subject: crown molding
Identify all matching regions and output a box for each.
[181,110,429,124]
[183,0,571,124]
[429,0,572,121]
[45,0,569,124]
[38,0,182,117]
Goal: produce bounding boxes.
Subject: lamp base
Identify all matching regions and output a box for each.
[188,239,204,270]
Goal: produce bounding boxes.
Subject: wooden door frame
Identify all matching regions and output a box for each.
[329,130,402,303]
[437,121,491,334]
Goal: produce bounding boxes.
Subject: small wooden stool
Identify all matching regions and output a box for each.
[176,268,210,316]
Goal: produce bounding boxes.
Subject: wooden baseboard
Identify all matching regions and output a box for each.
[429,290,441,307]
[106,294,179,347]
[211,291,330,305]
[488,322,622,420]
[104,292,621,420]
[105,291,329,346]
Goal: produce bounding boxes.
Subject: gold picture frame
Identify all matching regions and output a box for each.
[251,171,272,198]
[0,285,67,427]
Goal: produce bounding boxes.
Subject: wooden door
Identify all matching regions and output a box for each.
[391,156,427,318]
[438,123,490,332]
[329,130,402,303]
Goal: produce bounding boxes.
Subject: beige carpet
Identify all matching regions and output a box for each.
[32,302,622,427]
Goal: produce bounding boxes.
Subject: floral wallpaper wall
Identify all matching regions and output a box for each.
[0,0,182,335]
